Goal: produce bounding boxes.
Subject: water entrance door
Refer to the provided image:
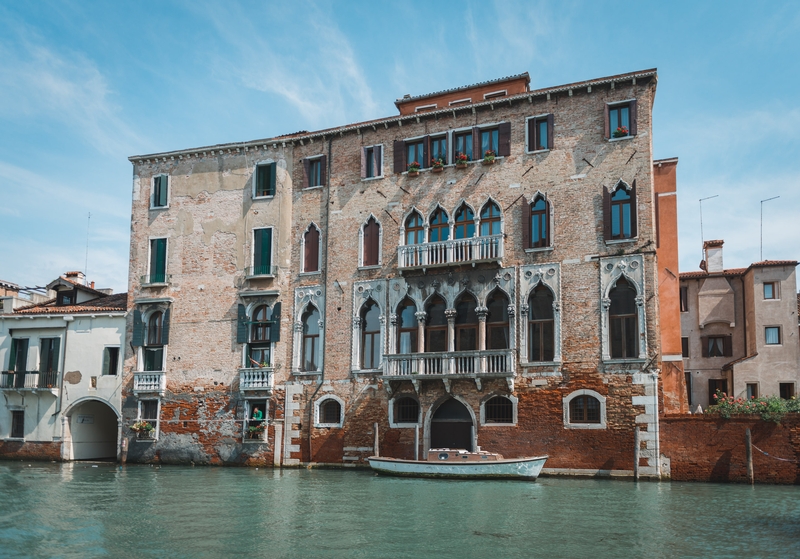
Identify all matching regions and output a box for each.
[430,398,473,451]
[69,400,118,460]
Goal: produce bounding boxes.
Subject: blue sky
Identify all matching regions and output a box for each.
[1,1,798,293]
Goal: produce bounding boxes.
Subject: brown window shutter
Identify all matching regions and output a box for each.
[723,336,732,357]
[497,122,511,156]
[602,186,612,241]
[521,197,531,249]
[422,136,430,168]
[360,147,367,179]
[302,158,310,189]
[472,126,480,159]
[701,336,709,358]
[544,193,551,247]
[393,140,404,174]
[654,194,660,248]
[630,180,638,238]
[546,114,554,150]
[364,219,380,266]
[304,227,319,272]
[527,119,535,151]
[603,104,610,139]
[320,155,327,186]
[630,100,638,136]
[374,145,382,176]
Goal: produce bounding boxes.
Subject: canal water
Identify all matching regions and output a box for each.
[1,462,798,559]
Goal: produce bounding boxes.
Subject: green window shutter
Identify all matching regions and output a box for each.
[151,238,167,282]
[161,308,171,345]
[132,310,144,347]
[236,304,248,343]
[51,337,61,372]
[268,163,276,195]
[157,176,168,206]
[270,302,281,342]
[8,339,17,370]
[254,229,272,275]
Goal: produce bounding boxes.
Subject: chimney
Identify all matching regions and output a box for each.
[703,240,724,273]
[64,271,86,286]
[90,281,95,289]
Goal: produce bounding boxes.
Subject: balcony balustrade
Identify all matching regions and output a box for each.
[384,349,514,377]
[133,372,166,395]
[0,370,60,391]
[397,234,503,271]
[239,368,274,392]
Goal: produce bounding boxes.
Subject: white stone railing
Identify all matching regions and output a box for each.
[239,368,274,391]
[383,350,514,377]
[133,372,166,394]
[397,234,503,269]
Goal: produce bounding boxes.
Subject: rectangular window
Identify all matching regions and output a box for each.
[430,136,447,165]
[11,410,24,438]
[9,338,29,380]
[765,326,781,345]
[681,337,689,358]
[708,379,728,406]
[57,290,75,306]
[148,238,167,284]
[406,140,424,169]
[526,115,553,151]
[245,399,268,441]
[40,338,60,373]
[143,347,163,372]
[480,127,499,156]
[362,145,383,179]
[255,163,276,197]
[704,336,731,357]
[102,347,120,376]
[252,228,272,276]
[685,372,693,407]
[763,282,778,300]
[680,286,689,312]
[454,131,473,161]
[138,399,159,439]
[309,159,322,187]
[746,383,759,399]
[779,383,795,399]
[152,175,169,208]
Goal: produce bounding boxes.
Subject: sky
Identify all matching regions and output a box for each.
[1,1,799,293]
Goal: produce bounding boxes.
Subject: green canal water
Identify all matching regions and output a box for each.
[1,462,798,559]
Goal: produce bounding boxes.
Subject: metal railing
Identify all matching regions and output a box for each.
[239,368,274,391]
[397,234,503,269]
[245,265,273,278]
[0,371,60,390]
[133,372,166,394]
[383,350,514,377]
[140,274,171,286]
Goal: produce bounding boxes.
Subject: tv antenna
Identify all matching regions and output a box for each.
[699,195,718,259]
[760,196,779,261]
[84,212,91,281]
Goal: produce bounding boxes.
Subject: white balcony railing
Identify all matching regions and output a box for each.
[397,234,503,270]
[383,350,514,377]
[133,372,166,394]
[0,371,60,391]
[239,368,274,391]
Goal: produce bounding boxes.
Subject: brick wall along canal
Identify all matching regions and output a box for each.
[1,462,799,559]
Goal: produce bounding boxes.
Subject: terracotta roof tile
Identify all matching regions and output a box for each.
[722,353,758,371]
[395,73,530,105]
[13,293,128,315]
[749,260,798,267]
[680,268,747,280]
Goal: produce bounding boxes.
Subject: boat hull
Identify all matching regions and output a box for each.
[368,455,548,480]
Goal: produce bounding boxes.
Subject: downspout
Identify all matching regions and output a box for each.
[53,316,72,417]
[306,136,333,464]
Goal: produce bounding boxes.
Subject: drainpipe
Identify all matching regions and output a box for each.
[306,136,333,464]
[53,316,72,417]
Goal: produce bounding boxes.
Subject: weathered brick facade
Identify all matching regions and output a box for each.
[122,69,675,476]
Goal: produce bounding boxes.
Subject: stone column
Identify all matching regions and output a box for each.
[445,308,457,352]
[414,311,427,354]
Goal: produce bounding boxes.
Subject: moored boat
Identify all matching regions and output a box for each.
[368,448,548,480]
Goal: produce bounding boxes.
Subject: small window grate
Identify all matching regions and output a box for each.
[485,396,513,423]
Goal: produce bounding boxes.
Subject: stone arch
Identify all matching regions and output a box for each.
[424,395,477,455]
[62,397,120,461]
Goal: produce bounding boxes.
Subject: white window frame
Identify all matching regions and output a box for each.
[250,226,275,278]
[243,398,269,442]
[607,99,636,142]
[388,394,421,428]
[300,223,322,274]
[252,160,277,199]
[358,215,383,269]
[305,154,326,189]
[763,281,779,300]
[362,144,384,181]
[414,103,437,112]
[136,398,161,441]
[480,393,518,426]
[314,395,344,428]
[151,174,170,210]
[563,390,607,430]
[765,326,782,346]
[102,345,121,376]
[146,236,169,285]
[483,89,507,100]
[244,302,273,368]
[525,113,552,154]
[139,308,167,373]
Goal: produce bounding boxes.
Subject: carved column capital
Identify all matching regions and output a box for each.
[475,306,489,321]
[390,313,398,326]
[414,311,428,324]
[445,308,458,322]
[601,297,611,311]
[506,305,516,318]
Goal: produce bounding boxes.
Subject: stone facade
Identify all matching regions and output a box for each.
[123,69,678,476]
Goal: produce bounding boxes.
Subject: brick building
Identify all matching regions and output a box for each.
[123,69,685,476]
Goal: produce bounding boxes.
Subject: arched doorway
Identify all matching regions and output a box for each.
[430,398,474,451]
[65,399,119,460]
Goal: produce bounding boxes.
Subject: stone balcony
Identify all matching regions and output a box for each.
[397,234,503,271]
[133,372,166,395]
[383,349,515,391]
[239,368,274,392]
[0,371,60,393]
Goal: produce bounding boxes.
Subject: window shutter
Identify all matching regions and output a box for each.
[51,337,60,370]
[236,304,248,343]
[422,136,430,168]
[161,308,171,345]
[320,155,327,186]
[302,158,310,189]
[374,145,382,176]
[270,302,281,342]
[546,114,554,150]
[364,219,380,266]
[602,186,612,241]
[521,197,531,249]
[701,336,709,358]
[304,227,319,272]
[393,140,405,174]
[268,163,276,195]
[629,180,638,238]
[472,127,480,159]
[158,176,168,206]
[132,309,144,347]
[544,194,551,247]
[723,336,732,357]
[603,104,610,139]
[497,122,511,156]
[255,166,266,196]
[360,147,367,179]
[102,347,110,376]
[527,119,535,151]
[8,339,17,370]
[262,229,272,272]
[630,100,638,136]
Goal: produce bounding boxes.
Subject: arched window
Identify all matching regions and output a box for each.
[480,201,501,236]
[610,187,632,240]
[425,295,447,353]
[249,305,271,367]
[362,217,380,266]
[609,277,638,358]
[144,311,164,372]
[397,299,418,354]
[528,286,554,362]
[393,396,419,424]
[530,196,548,248]
[484,396,513,423]
[569,395,601,423]
[454,293,478,351]
[486,290,509,350]
[302,306,321,371]
[405,212,424,245]
[454,205,475,239]
[361,300,381,370]
[316,397,343,427]
[428,208,449,242]
[303,224,320,273]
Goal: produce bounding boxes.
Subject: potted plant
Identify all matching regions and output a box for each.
[454,152,469,168]
[131,420,155,439]
[248,422,266,439]
[407,161,420,176]
[612,126,629,138]
[431,156,445,172]
[482,150,496,165]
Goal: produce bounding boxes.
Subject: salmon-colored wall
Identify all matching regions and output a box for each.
[396,77,529,115]
[654,159,688,413]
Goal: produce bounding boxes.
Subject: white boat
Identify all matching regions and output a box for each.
[368,448,548,480]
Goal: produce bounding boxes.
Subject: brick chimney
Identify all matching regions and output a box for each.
[703,240,724,273]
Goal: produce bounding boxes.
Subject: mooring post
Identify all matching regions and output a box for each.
[373,422,379,457]
[414,424,419,461]
[746,428,754,485]
[633,428,640,482]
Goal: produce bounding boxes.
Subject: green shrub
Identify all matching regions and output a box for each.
[705,390,799,423]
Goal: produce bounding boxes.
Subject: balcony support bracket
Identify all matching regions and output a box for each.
[442,378,451,394]
[411,379,420,393]
[474,378,482,392]
[505,376,515,393]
